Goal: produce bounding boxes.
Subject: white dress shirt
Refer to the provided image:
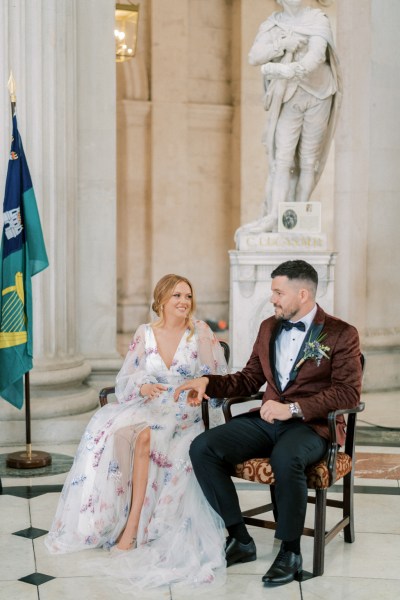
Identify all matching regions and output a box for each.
[275,305,317,391]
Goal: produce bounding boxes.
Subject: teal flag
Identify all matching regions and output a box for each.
[0,113,49,408]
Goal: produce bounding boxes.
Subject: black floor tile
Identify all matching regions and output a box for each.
[298,569,314,581]
[0,484,63,498]
[13,526,48,539]
[19,572,55,586]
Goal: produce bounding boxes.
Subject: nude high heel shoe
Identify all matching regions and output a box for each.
[110,537,137,555]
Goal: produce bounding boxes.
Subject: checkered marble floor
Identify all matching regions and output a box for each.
[1,390,399,600]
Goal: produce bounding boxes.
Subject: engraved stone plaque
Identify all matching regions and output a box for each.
[278,202,322,234]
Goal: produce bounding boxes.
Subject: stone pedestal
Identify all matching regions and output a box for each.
[229,248,336,372]
[237,232,328,252]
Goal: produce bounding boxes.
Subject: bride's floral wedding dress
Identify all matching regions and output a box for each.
[45,320,228,590]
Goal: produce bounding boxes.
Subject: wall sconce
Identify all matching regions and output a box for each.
[115,2,139,62]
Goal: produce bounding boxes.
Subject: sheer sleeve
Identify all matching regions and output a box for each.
[195,320,228,378]
[194,320,228,427]
[115,324,158,405]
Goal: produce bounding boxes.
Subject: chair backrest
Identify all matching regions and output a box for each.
[220,340,230,365]
[200,340,229,430]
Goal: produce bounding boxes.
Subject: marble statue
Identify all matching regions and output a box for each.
[236,0,342,239]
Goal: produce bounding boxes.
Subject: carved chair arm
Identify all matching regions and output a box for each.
[99,386,115,407]
[325,402,365,485]
[201,394,263,430]
[327,403,366,446]
[222,393,264,422]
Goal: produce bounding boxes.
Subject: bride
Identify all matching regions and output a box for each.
[45,274,228,589]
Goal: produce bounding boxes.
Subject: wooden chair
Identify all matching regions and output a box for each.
[99,340,230,408]
[202,354,365,578]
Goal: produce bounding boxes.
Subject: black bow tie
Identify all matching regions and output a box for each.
[281,320,306,332]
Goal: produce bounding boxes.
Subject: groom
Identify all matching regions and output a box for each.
[175,260,362,587]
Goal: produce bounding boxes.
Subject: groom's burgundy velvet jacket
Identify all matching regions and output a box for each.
[206,305,362,447]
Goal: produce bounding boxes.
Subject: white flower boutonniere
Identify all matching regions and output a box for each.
[295,332,330,370]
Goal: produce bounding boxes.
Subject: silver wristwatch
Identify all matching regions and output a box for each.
[289,402,300,417]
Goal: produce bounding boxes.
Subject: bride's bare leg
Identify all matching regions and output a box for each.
[117,427,150,550]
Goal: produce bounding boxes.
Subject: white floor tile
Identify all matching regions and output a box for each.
[172,573,301,600]
[302,576,400,600]
[40,576,170,600]
[353,491,400,534]
[34,538,106,579]
[0,495,30,534]
[353,477,399,488]
[30,493,61,531]
[0,534,36,581]
[0,580,39,600]
[323,532,400,579]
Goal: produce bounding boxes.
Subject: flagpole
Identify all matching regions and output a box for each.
[24,371,32,459]
[6,372,51,469]
[5,72,51,470]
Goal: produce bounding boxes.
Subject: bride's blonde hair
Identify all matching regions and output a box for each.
[152,274,196,339]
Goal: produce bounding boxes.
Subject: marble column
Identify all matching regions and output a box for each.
[150,0,191,286]
[335,0,400,391]
[0,0,119,444]
[149,0,233,322]
[116,0,152,332]
[231,0,271,228]
[117,99,152,331]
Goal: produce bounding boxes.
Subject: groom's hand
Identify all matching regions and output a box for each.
[173,377,210,406]
[260,399,291,423]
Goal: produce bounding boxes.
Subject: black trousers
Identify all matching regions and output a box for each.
[190,412,328,542]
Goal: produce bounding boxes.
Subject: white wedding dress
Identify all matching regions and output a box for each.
[45,319,227,590]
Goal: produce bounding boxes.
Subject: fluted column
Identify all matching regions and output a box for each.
[150,0,190,286]
[0,0,118,443]
[335,0,400,390]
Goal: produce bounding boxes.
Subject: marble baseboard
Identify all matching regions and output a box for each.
[355,452,400,480]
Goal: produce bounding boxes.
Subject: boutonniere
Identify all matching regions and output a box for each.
[295,332,330,370]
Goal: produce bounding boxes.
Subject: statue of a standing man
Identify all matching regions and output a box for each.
[237,0,342,236]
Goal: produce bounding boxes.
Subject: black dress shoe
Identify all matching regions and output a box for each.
[262,549,302,587]
[225,536,257,567]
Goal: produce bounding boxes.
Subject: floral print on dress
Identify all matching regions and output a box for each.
[45,319,228,589]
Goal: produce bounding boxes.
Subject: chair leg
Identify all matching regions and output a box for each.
[313,489,327,577]
[343,471,355,543]
[270,485,279,522]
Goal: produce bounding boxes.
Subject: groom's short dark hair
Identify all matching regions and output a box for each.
[271,260,318,289]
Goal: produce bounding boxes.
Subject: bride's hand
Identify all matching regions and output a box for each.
[187,389,203,407]
[140,383,167,399]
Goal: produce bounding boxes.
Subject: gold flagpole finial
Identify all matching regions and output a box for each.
[8,71,16,103]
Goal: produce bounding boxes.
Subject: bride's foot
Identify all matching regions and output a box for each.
[116,536,137,551]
